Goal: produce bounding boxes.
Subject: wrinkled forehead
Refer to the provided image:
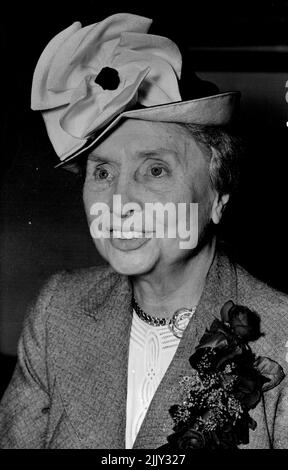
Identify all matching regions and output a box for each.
[88,118,208,166]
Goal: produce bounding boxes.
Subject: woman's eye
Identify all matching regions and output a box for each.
[149,166,168,178]
[94,166,113,181]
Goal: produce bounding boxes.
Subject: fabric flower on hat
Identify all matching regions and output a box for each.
[31,13,182,161]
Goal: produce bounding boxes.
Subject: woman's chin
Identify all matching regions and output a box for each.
[102,240,158,275]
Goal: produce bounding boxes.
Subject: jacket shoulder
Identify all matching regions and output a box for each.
[235,262,288,309]
[234,261,288,368]
[25,263,122,327]
[51,263,120,297]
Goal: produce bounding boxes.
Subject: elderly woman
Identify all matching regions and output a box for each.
[0,13,288,449]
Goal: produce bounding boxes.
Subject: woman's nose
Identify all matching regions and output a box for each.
[111,174,143,218]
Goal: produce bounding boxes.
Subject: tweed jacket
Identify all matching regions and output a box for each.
[0,249,288,449]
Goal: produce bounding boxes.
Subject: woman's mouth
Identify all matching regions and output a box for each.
[109,231,153,251]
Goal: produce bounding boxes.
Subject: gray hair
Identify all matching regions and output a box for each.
[182,124,242,197]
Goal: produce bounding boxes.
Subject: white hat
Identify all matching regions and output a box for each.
[31,13,240,166]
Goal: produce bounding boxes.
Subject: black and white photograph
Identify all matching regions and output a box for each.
[0,0,288,452]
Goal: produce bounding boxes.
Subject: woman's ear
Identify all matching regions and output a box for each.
[211,193,230,225]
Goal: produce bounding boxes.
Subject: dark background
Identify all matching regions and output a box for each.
[1,0,288,396]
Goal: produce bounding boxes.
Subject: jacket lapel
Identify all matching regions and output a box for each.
[53,268,133,448]
[133,250,238,449]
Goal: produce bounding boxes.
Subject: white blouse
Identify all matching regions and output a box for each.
[125,311,181,449]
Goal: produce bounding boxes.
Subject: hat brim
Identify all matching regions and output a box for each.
[55,91,240,168]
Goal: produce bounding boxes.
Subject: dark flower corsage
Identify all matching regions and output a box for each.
[160,301,285,450]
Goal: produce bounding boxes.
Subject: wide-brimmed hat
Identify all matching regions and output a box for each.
[31,13,240,167]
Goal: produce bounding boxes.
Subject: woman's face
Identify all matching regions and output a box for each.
[83,119,215,275]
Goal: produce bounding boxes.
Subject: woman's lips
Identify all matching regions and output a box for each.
[109,231,153,251]
[112,230,145,239]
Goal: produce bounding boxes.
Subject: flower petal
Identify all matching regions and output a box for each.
[220,300,235,323]
[254,356,285,392]
[31,21,82,109]
[118,31,182,79]
[41,106,87,158]
[60,67,150,138]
